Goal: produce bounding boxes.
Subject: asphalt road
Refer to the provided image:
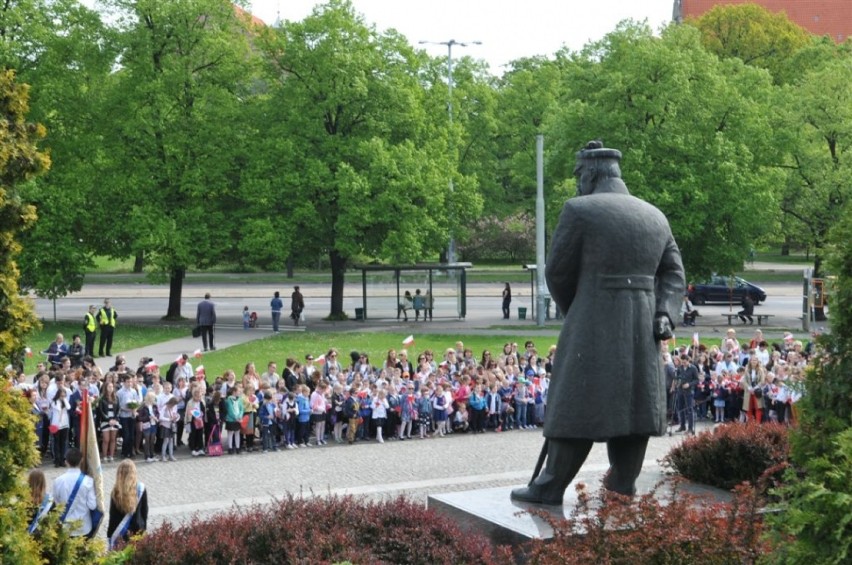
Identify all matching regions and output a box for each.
[33,281,810,332]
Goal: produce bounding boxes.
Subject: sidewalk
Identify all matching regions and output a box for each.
[93,326,303,373]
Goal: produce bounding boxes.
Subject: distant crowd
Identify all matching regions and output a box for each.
[8,327,817,545]
[10,327,814,466]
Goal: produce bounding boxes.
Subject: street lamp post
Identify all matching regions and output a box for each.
[419,39,481,265]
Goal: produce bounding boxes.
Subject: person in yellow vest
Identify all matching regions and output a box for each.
[98,299,118,357]
[83,305,98,357]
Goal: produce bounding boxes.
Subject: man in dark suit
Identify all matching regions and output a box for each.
[196,293,217,351]
[511,141,685,505]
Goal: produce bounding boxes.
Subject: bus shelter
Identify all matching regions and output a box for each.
[355,263,472,321]
[522,264,558,320]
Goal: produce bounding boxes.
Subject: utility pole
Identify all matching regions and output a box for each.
[419,39,481,264]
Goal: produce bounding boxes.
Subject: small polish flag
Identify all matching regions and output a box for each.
[145,361,158,371]
[175,355,185,365]
[25,347,32,358]
[193,349,203,359]
[402,335,415,347]
[693,332,700,346]
[316,354,326,365]
[195,365,205,374]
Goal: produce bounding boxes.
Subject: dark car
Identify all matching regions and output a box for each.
[688,275,767,305]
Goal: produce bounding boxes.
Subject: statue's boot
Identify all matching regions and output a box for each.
[510,438,593,505]
[602,435,649,496]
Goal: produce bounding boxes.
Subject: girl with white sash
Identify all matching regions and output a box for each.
[27,469,54,534]
[106,460,148,550]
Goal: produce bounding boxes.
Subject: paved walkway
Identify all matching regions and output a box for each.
[38,417,715,534]
[92,326,303,373]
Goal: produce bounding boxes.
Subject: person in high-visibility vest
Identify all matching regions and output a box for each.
[83,305,98,357]
[98,299,118,357]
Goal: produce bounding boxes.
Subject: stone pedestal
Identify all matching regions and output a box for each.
[427,466,729,546]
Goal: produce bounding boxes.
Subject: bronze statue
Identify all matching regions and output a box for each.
[511,141,685,505]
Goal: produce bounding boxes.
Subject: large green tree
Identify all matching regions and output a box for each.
[491,56,562,213]
[545,22,781,280]
[772,53,852,320]
[95,0,263,318]
[684,2,812,85]
[0,70,45,369]
[9,0,112,306]
[259,0,481,318]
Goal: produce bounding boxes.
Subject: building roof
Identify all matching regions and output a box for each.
[674,0,852,43]
[233,4,266,28]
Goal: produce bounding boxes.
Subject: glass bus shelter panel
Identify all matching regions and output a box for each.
[361,268,465,320]
[363,271,401,319]
[428,269,463,319]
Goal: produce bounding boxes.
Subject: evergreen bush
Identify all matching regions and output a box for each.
[768,214,852,563]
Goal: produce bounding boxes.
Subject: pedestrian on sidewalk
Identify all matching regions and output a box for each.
[502,283,512,319]
[196,293,217,351]
[291,286,304,326]
[271,291,283,333]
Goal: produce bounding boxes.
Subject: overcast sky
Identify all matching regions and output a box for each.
[246,0,676,73]
[82,1,676,75]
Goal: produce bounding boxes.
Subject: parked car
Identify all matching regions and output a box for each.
[688,275,767,305]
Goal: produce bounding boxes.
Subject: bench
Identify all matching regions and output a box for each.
[720,313,774,326]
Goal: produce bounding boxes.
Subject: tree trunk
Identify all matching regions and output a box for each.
[133,251,145,273]
[814,254,827,321]
[286,256,294,279]
[165,268,185,320]
[780,242,790,256]
[329,250,347,318]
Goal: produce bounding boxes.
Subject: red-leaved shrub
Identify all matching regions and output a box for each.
[662,422,790,492]
[519,481,772,564]
[129,495,495,565]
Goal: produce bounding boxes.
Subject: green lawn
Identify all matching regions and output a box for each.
[737,270,805,283]
[753,249,814,264]
[194,332,547,379]
[26,323,189,371]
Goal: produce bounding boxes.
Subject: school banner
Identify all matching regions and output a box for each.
[80,389,105,535]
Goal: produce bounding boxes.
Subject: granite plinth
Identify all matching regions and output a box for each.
[427,466,730,547]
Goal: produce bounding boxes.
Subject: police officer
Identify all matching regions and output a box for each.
[97,299,118,357]
[83,305,98,357]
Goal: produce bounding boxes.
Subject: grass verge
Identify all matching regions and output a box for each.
[193,332,546,378]
[25,323,189,371]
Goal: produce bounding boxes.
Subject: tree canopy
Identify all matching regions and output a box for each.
[257,0,481,317]
[684,2,812,84]
[0,70,46,366]
[0,0,844,320]
[545,22,781,280]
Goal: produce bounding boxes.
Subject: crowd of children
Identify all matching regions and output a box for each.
[11,329,814,464]
[666,328,812,430]
[14,341,554,462]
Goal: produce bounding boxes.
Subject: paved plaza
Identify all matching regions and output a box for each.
[38,420,706,532]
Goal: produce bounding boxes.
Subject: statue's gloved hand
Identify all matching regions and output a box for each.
[653,314,673,341]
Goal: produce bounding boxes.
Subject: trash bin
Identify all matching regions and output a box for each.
[518,307,527,320]
[355,308,364,321]
[544,298,551,320]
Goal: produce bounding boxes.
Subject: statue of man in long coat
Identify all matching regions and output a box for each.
[511,141,685,505]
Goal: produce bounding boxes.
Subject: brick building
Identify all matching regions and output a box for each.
[673,0,852,43]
